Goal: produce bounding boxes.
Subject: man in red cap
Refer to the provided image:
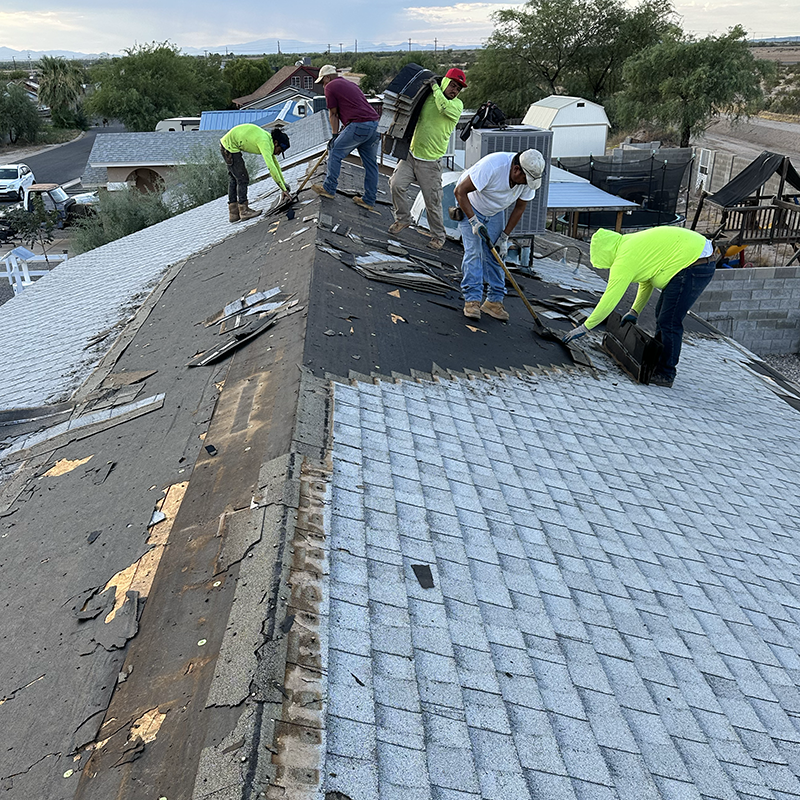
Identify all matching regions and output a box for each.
[389,68,467,250]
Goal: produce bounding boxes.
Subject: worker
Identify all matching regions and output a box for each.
[220,124,291,223]
[562,226,716,387]
[454,149,545,321]
[388,68,467,251]
[312,65,380,214]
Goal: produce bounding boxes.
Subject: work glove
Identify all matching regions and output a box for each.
[327,133,339,151]
[495,232,509,259]
[562,324,588,344]
[281,187,292,201]
[621,310,638,326]
[468,215,490,244]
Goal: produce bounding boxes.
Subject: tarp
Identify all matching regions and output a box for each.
[706,151,800,208]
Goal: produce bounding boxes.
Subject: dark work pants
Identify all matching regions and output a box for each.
[220,145,249,204]
[654,259,716,380]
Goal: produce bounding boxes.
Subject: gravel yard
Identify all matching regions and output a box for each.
[763,353,800,383]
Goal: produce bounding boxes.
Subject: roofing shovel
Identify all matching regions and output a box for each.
[268,150,328,216]
[481,232,585,364]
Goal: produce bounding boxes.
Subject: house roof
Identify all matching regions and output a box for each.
[85,131,224,168]
[3,152,800,800]
[238,85,316,111]
[232,64,320,107]
[199,103,309,132]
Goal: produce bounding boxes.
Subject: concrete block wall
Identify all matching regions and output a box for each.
[693,266,800,355]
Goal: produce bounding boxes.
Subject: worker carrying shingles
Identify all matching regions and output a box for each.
[220,123,291,223]
[562,227,716,387]
[388,68,467,251]
[454,149,545,322]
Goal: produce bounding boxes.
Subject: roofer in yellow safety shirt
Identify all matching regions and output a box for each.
[389,68,467,251]
[220,124,291,223]
[562,226,716,387]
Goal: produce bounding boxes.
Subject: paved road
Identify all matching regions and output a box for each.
[696,116,800,163]
[11,123,125,188]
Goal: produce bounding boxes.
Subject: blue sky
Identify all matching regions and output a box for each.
[1,0,798,56]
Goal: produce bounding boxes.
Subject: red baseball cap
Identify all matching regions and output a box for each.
[445,68,467,89]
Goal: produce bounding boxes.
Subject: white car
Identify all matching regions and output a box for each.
[0,164,35,200]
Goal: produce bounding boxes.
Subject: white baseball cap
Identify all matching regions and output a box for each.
[519,149,545,191]
[315,65,337,83]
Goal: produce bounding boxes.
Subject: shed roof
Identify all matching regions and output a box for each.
[523,96,610,129]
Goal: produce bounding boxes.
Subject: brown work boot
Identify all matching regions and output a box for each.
[463,301,481,320]
[353,196,380,215]
[481,300,509,321]
[238,203,262,220]
[228,202,240,223]
[388,221,409,234]
[427,238,445,251]
[312,184,336,199]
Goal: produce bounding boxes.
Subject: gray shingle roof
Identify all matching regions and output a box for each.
[87,131,224,166]
[324,340,800,799]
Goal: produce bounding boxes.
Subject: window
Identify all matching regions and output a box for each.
[291,76,301,87]
[304,76,314,89]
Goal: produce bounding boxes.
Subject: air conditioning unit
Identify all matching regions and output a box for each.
[464,126,553,235]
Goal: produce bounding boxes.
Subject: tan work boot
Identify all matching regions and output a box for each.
[353,196,380,215]
[463,301,481,320]
[228,202,240,223]
[388,221,409,234]
[238,203,262,220]
[481,300,509,321]
[427,238,445,251]
[312,184,336,199]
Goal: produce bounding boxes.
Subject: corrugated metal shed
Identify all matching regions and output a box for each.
[199,101,308,131]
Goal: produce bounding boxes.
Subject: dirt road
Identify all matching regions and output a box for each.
[696,116,800,162]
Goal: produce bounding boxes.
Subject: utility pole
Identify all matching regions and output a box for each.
[355,40,357,54]
[339,43,343,64]
[327,44,330,55]
[277,40,281,54]
[408,38,412,52]
[434,38,437,53]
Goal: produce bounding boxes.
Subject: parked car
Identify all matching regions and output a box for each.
[0,183,99,230]
[0,164,35,200]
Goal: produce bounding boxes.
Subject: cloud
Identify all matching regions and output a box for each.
[401,1,519,40]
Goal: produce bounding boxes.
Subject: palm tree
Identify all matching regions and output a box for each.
[37,56,85,122]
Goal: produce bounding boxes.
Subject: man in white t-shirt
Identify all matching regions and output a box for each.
[454,149,545,321]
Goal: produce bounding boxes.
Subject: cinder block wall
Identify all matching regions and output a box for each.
[693,267,800,355]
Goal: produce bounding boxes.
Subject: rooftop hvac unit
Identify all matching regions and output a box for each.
[464,126,553,235]
[313,95,327,114]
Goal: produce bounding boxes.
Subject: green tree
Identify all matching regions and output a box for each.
[353,55,385,94]
[462,0,674,117]
[617,26,773,147]
[193,53,233,110]
[37,55,86,127]
[72,187,171,254]
[0,83,42,143]
[86,42,200,131]
[223,57,272,99]
[5,195,60,263]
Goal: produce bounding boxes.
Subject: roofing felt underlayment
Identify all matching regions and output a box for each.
[2,160,800,800]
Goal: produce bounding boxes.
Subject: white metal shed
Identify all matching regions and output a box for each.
[522,96,609,158]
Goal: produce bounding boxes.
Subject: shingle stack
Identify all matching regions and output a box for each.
[379,63,436,160]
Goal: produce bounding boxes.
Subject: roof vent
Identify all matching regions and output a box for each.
[577,102,585,107]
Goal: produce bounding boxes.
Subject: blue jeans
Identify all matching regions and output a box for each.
[324,120,380,206]
[458,210,505,303]
[654,259,716,380]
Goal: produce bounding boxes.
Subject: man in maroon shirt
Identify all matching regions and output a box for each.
[312,65,381,214]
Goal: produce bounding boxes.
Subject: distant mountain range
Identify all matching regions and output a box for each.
[0,39,481,63]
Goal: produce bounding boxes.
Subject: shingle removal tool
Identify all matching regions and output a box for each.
[269,150,328,215]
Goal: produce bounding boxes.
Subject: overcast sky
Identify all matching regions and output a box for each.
[2,0,798,56]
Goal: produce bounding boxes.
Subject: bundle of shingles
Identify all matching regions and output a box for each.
[379,63,436,160]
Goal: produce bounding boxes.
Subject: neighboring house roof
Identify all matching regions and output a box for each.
[4,158,800,800]
[239,86,316,111]
[233,64,320,107]
[85,131,224,168]
[199,103,306,132]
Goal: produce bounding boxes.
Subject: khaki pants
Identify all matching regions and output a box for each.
[389,153,445,242]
